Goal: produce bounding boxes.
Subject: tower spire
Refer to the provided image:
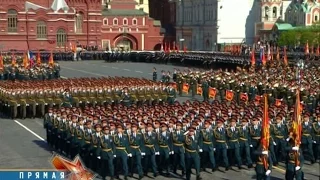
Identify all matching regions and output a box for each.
[51,0,70,13]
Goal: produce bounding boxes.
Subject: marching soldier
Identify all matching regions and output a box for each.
[213,119,229,170]
[190,75,197,99]
[83,121,93,168]
[167,85,176,105]
[177,74,183,96]
[44,108,54,146]
[184,127,202,180]
[301,114,316,163]
[152,67,157,81]
[57,112,68,154]
[226,118,242,169]
[113,123,130,180]
[201,78,209,102]
[67,115,78,158]
[313,114,320,161]
[250,118,262,162]
[239,117,253,168]
[74,118,86,158]
[99,126,115,180]
[143,123,159,177]
[121,88,132,107]
[254,141,273,180]
[128,123,144,179]
[285,135,304,180]
[158,123,172,176]
[171,121,186,176]
[90,124,102,172]
[199,120,216,172]
[272,115,288,163]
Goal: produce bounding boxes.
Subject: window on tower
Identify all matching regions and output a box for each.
[264,6,269,20]
[273,7,277,18]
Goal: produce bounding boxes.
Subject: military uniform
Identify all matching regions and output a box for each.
[201,80,209,102]
[184,127,202,180]
[239,118,253,168]
[271,116,288,162]
[167,86,176,105]
[285,140,304,180]
[157,123,172,176]
[99,126,115,179]
[301,116,316,163]
[171,122,186,176]
[313,116,320,161]
[199,120,216,171]
[254,147,273,180]
[213,120,229,170]
[128,124,144,179]
[226,119,242,169]
[143,123,158,177]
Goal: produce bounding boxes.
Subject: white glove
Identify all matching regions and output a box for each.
[169,151,172,155]
[262,151,268,155]
[141,152,146,156]
[273,142,277,146]
[199,149,203,152]
[171,151,174,155]
[113,155,116,158]
[313,141,317,144]
[97,156,101,159]
[286,138,290,142]
[128,153,132,157]
[266,170,271,176]
[155,152,160,155]
[295,166,301,171]
[213,148,216,151]
[292,146,299,151]
[250,145,253,147]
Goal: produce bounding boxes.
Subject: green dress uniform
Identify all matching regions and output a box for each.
[184,133,202,180]
[61,92,73,108]
[67,123,78,158]
[239,125,253,167]
[90,132,102,172]
[171,130,186,174]
[271,123,288,162]
[83,128,93,167]
[56,119,68,153]
[249,124,262,161]
[128,131,144,178]
[36,90,46,117]
[113,133,130,178]
[157,130,172,175]
[74,126,85,158]
[199,128,216,171]
[142,130,158,176]
[226,126,242,168]
[190,77,197,98]
[254,148,272,180]
[301,121,315,162]
[167,87,176,105]
[122,92,131,107]
[201,80,209,102]
[177,75,183,96]
[213,126,229,169]
[153,71,157,81]
[44,113,54,146]
[248,85,257,101]
[313,121,320,161]
[285,143,304,180]
[100,133,115,179]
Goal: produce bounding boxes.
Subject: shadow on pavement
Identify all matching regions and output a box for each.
[33,140,52,152]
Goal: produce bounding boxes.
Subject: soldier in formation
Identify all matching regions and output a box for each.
[0,77,177,119]
[44,97,320,180]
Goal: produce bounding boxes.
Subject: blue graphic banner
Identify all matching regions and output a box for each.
[0,170,67,180]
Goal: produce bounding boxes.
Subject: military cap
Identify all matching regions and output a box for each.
[94,124,101,129]
[154,120,160,125]
[131,123,138,128]
[109,122,116,126]
[275,115,282,120]
[176,121,183,127]
[230,118,237,122]
[101,120,107,124]
[204,120,211,125]
[160,123,167,128]
[303,113,309,117]
[252,117,259,121]
[117,123,124,129]
[317,114,320,117]
[188,126,195,131]
[103,126,109,131]
[147,123,153,127]
[216,119,224,124]
[62,111,67,115]
[85,121,91,125]
[241,118,248,122]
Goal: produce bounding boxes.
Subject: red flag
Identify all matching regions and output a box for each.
[37,51,41,66]
[11,52,16,67]
[305,40,309,55]
[0,53,3,69]
[251,47,255,67]
[283,47,288,66]
[261,94,270,170]
[262,51,266,66]
[176,44,180,53]
[183,45,187,53]
[49,51,54,67]
[292,89,302,166]
[316,44,320,56]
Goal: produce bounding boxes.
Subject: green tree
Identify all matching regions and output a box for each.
[277,30,297,46]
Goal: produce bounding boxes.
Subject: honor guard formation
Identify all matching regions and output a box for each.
[39,60,320,180]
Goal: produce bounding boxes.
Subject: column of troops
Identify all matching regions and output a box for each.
[43,98,320,180]
[0,63,60,80]
[0,77,175,119]
[155,65,320,111]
